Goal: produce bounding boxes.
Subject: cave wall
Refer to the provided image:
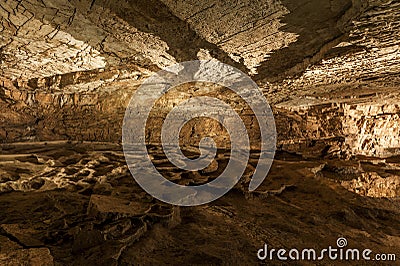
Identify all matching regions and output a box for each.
[1,0,400,158]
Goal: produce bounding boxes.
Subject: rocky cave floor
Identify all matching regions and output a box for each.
[0,142,399,265]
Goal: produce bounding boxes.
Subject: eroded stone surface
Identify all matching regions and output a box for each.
[1,0,399,156]
[1,0,400,264]
[276,86,400,157]
[0,143,398,264]
[0,248,54,266]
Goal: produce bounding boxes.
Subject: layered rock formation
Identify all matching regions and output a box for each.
[1,0,400,156]
[276,86,400,158]
[1,0,400,264]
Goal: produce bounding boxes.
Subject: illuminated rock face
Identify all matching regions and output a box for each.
[1,1,400,265]
[1,0,400,158]
[276,87,400,158]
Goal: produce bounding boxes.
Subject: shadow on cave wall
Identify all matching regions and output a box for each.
[41,0,363,82]
[4,0,366,82]
[94,0,248,73]
[103,0,361,83]
[254,0,356,83]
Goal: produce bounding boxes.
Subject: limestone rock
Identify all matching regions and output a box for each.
[87,194,151,221]
[0,248,54,266]
[1,224,44,247]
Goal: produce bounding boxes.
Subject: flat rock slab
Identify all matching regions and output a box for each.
[0,235,22,252]
[0,248,54,266]
[88,194,151,221]
[1,224,44,247]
